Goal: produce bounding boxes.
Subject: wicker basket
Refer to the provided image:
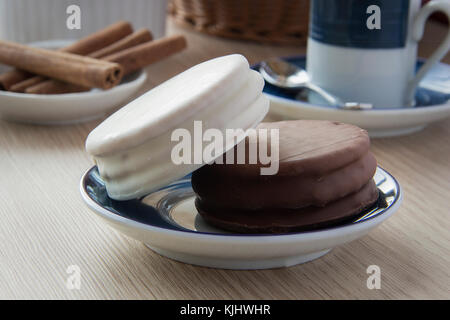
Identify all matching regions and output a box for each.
[169,0,310,45]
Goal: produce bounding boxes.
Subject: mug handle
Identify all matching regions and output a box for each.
[407,0,450,104]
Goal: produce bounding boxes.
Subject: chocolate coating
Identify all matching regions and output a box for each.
[195,180,380,234]
[192,120,376,209]
[203,120,371,177]
[193,151,377,209]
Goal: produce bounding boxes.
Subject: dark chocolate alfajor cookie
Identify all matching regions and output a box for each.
[192,120,377,209]
[195,180,379,233]
[191,120,379,233]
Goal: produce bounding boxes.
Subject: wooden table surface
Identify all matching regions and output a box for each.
[0,19,449,300]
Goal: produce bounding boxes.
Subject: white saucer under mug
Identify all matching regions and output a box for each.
[256,56,450,138]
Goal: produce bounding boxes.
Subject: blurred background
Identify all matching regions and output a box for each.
[0,0,447,46]
[0,0,167,42]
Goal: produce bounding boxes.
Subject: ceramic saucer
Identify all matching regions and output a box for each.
[254,56,450,137]
[80,166,402,270]
[0,40,147,125]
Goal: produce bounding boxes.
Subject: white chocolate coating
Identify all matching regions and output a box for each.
[86,54,269,200]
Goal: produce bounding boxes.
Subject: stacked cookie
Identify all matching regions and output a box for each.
[85,54,380,234]
[192,120,379,233]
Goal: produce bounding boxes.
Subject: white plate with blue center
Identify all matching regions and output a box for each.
[80,166,402,270]
[255,56,450,137]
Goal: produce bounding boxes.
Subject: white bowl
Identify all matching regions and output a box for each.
[0,40,147,125]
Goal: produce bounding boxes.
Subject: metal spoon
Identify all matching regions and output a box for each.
[259,58,372,110]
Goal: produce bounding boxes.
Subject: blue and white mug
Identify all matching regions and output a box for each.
[306,0,450,108]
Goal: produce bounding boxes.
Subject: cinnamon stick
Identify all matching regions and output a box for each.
[0,70,32,91]
[27,35,187,94]
[90,28,153,59]
[104,35,187,75]
[0,40,123,89]
[61,21,133,55]
[10,29,153,93]
[0,21,132,91]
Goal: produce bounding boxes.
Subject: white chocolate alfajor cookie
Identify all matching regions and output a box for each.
[86,54,269,200]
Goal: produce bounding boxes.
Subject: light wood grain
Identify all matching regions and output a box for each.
[0,19,449,300]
